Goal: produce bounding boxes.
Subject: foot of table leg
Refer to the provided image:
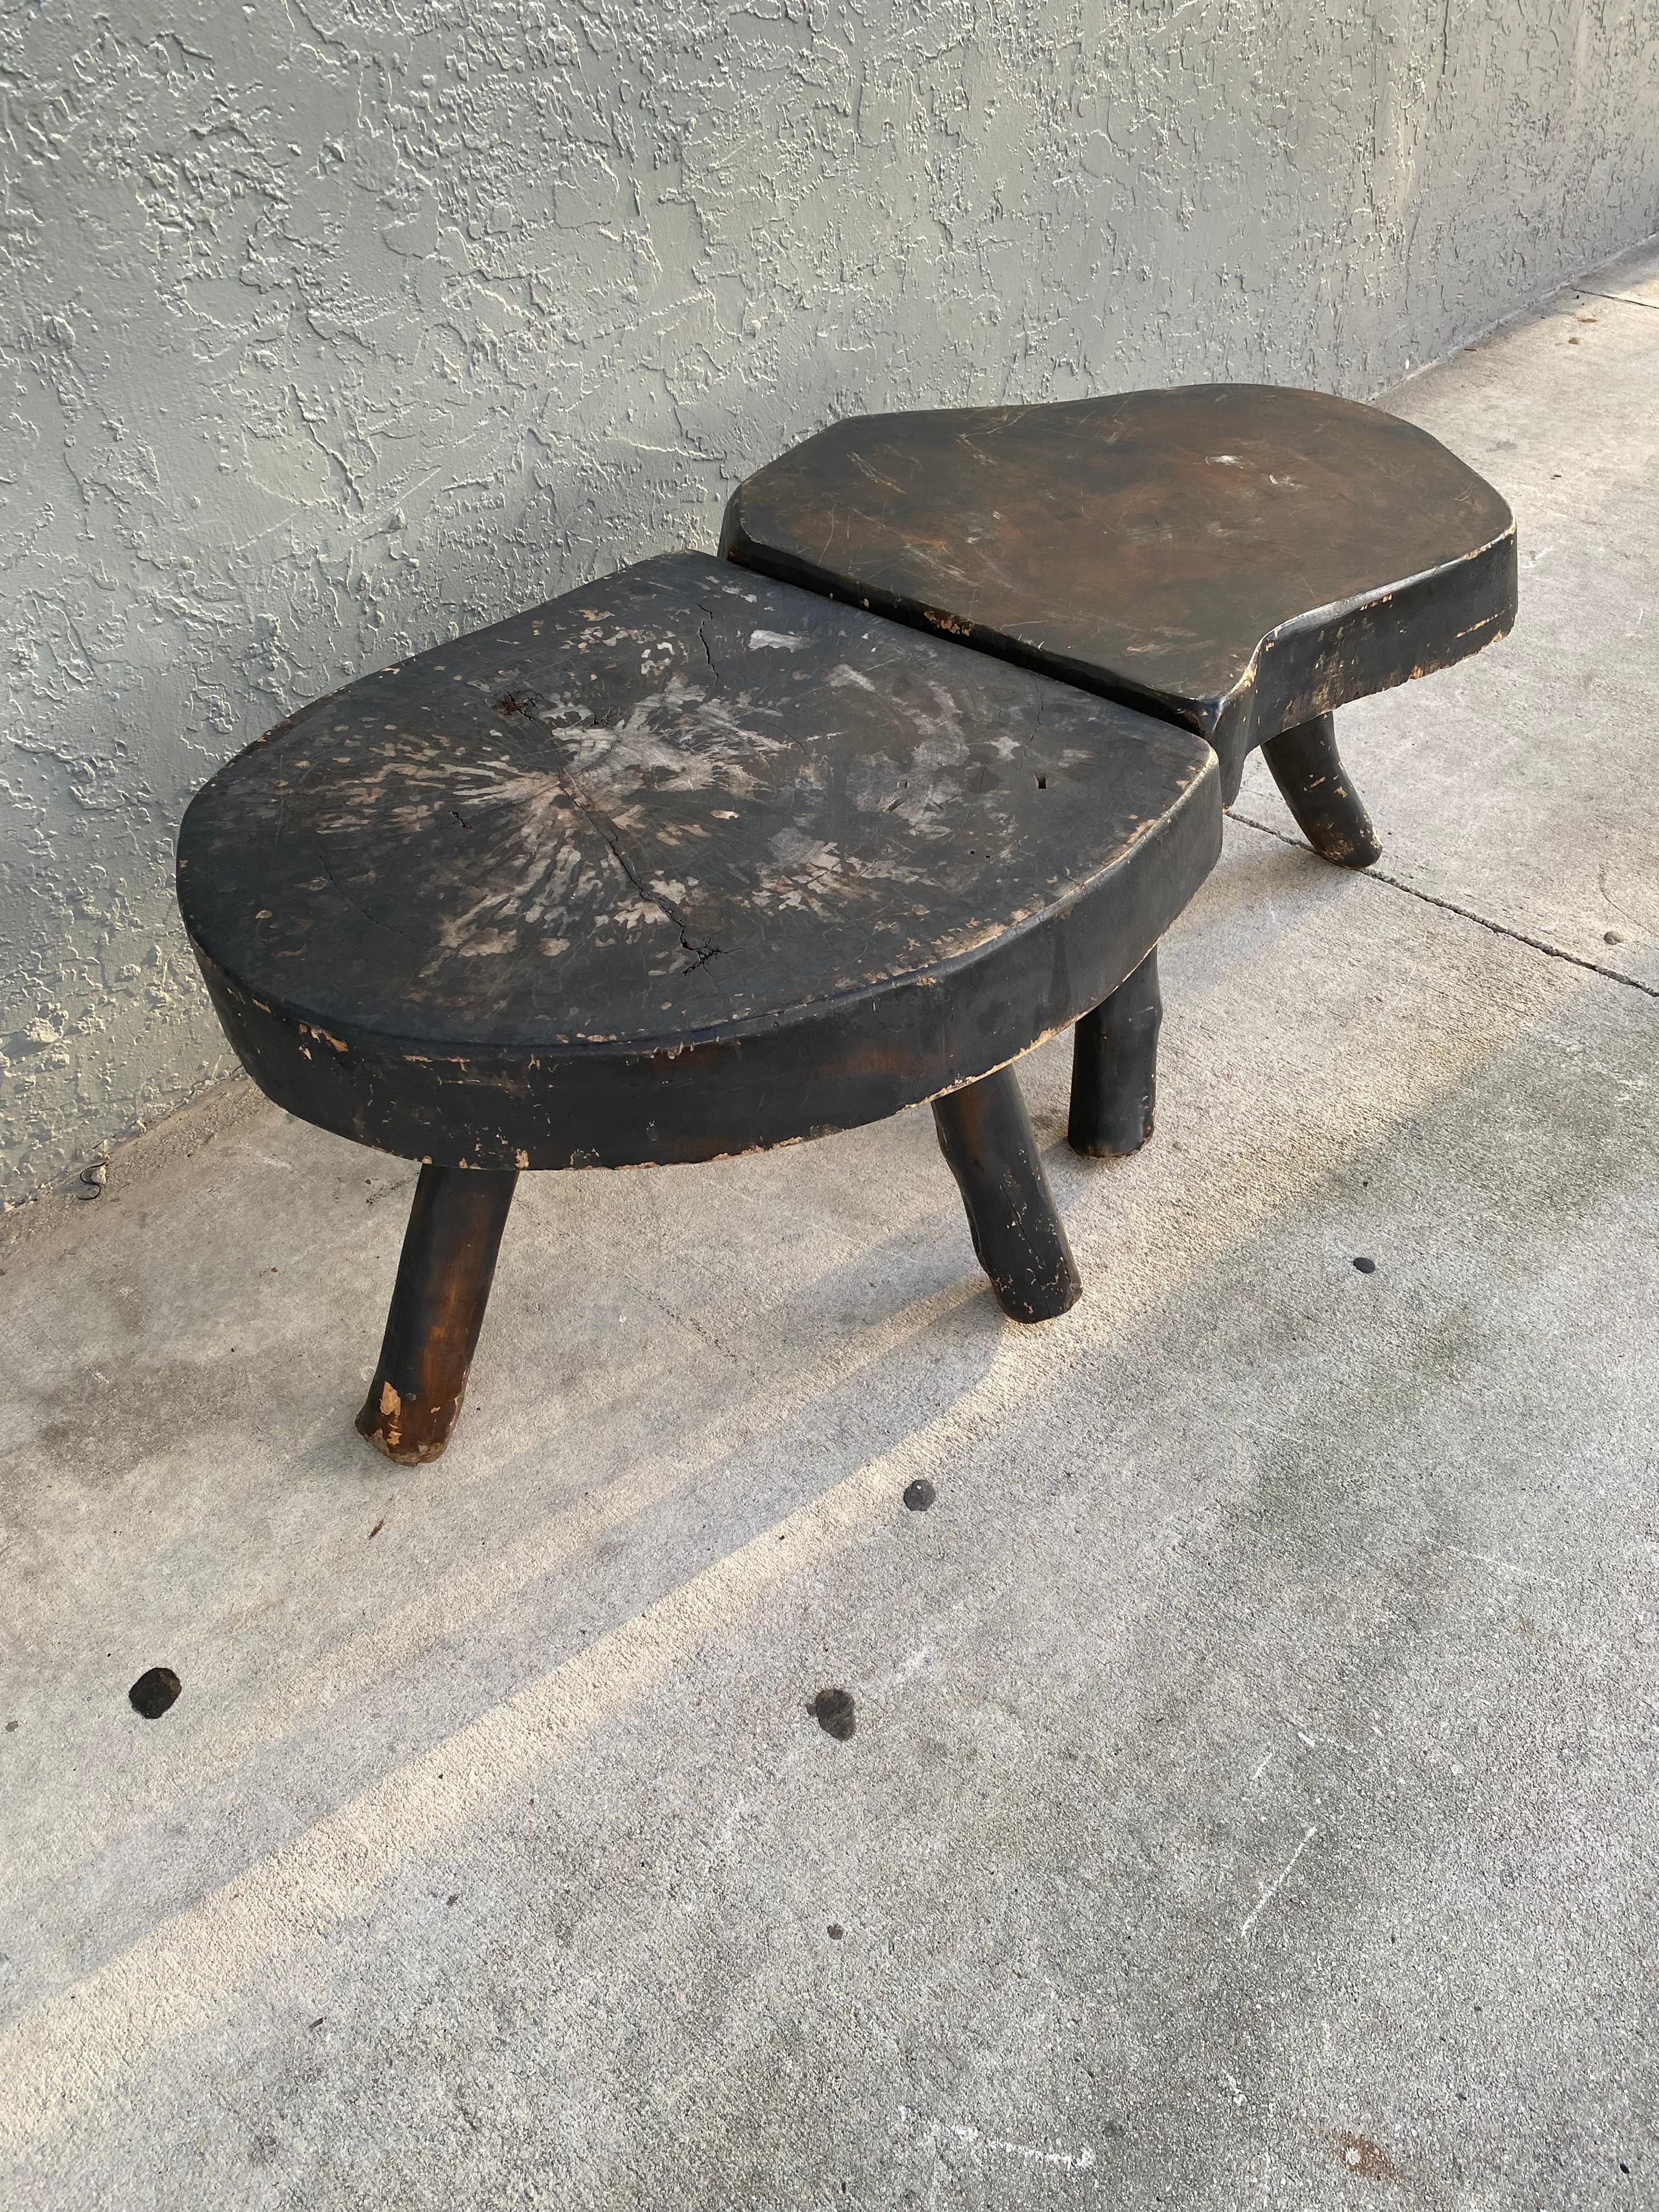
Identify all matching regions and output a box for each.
[1260,712,1383,868]
[1069,947,1163,1158]
[933,1065,1082,1323]
[356,1165,518,1464]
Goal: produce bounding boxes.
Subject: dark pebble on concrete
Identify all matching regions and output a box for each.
[128,1666,182,1719]
[811,1687,856,1741]
[902,1478,935,1511]
[1353,1256,1377,1274]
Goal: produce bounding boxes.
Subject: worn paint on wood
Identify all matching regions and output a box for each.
[177,553,1220,1171]
[933,1066,1081,1323]
[720,385,1517,799]
[1068,947,1163,1158]
[356,1164,517,1464]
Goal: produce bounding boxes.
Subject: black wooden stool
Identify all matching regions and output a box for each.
[721,383,1517,867]
[178,554,1220,1462]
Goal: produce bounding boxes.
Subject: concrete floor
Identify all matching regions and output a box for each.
[3,240,1656,2211]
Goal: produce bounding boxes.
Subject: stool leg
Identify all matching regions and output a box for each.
[357,1165,518,1464]
[933,1065,1082,1323]
[1260,712,1383,868]
[1069,946,1162,1158]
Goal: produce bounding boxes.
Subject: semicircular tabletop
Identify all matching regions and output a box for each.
[177,553,1220,1170]
[721,384,1517,795]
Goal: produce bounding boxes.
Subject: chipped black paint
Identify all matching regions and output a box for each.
[1068,946,1163,1157]
[720,385,1517,803]
[933,1066,1082,1323]
[178,553,1220,1172]
[1260,714,1383,869]
[357,1165,517,1464]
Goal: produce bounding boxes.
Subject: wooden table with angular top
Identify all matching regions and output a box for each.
[177,554,1221,1463]
[721,383,1517,869]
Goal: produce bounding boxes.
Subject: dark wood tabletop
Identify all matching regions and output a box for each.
[721,383,1517,796]
[178,553,1220,1171]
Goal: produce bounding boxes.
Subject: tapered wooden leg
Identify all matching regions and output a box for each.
[1069,947,1162,1158]
[1261,712,1383,868]
[933,1065,1082,1323]
[356,1165,518,1464]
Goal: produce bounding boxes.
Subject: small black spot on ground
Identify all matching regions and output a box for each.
[447,1893,460,1906]
[827,1923,844,1939]
[902,1477,936,1511]
[5,1720,16,1733]
[1353,1255,1376,1274]
[811,1686,856,1741]
[368,1518,385,1539]
[129,1666,182,1719]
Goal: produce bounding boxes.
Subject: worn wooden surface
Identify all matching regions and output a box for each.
[1261,713,1383,867]
[178,553,1220,1171]
[1069,947,1162,1158]
[933,1066,1081,1323]
[721,384,1517,798]
[357,1165,517,1463]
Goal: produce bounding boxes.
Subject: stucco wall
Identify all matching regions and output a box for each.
[3,1,1656,1205]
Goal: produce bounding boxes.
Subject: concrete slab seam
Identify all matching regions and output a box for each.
[1227,812,1659,999]
[1572,287,1659,313]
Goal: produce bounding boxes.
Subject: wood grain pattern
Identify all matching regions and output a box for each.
[720,384,1517,799]
[178,553,1220,1171]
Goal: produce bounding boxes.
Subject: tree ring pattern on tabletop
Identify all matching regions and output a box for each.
[177,554,1220,1168]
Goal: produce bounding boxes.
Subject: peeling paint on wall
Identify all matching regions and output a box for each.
[2,0,1656,1203]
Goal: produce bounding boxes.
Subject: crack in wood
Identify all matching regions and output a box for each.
[493,686,722,974]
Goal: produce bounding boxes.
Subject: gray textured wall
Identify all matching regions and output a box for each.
[3,1,1656,1205]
